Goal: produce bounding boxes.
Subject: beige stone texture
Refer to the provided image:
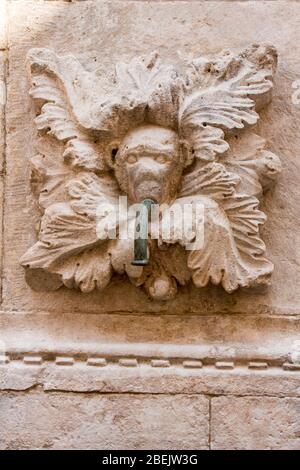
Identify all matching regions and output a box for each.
[0,391,209,450]
[211,396,300,450]
[0,1,7,51]
[0,311,299,363]
[0,9,6,301]
[1,361,300,397]
[3,0,300,316]
[1,0,300,450]
[19,41,280,299]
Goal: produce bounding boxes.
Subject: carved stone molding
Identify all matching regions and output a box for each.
[1,355,300,372]
[1,357,300,399]
[20,44,282,300]
[1,311,299,365]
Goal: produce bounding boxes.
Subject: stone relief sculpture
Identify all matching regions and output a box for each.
[21,44,282,300]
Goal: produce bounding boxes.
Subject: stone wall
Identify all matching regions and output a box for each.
[0,0,300,450]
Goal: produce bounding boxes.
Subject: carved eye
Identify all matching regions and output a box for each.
[155,155,168,164]
[111,147,118,163]
[127,154,138,164]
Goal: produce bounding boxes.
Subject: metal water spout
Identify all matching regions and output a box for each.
[131,198,156,266]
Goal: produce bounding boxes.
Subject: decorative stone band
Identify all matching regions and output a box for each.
[1,355,300,398]
[1,354,299,371]
[1,312,299,375]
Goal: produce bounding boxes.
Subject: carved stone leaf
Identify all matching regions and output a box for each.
[66,172,120,217]
[180,159,269,258]
[181,91,258,131]
[222,195,267,257]
[224,132,282,197]
[29,56,82,141]
[187,202,273,293]
[116,52,182,129]
[188,232,273,294]
[184,126,229,162]
[20,203,99,270]
[21,171,127,293]
[115,52,174,94]
[180,162,240,200]
[28,48,108,172]
[52,245,113,293]
[179,170,271,292]
[28,48,104,131]
[63,139,108,174]
[158,245,191,286]
[30,153,70,209]
[180,44,277,162]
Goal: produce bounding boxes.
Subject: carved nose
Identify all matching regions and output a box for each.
[137,157,162,171]
[131,198,156,266]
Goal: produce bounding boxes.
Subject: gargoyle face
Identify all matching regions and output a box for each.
[21,46,281,299]
[114,125,184,203]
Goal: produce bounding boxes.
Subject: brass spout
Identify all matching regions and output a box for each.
[131,198,156,266]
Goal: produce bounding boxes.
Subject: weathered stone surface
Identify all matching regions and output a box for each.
[211,396,300,450]
[20,43,280,299]
[1,0,300,451]
[0,311,299,364]
[0,363,43,391]
[0,52,6,301]
[3,0,300,315]
[0,1,7,51]
[2,362,300,398]
[0,391,209,450]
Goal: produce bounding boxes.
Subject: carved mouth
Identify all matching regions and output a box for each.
[134,179,162,201]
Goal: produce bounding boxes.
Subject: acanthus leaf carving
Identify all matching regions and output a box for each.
[224,132,282,197]
[21,44,282,300]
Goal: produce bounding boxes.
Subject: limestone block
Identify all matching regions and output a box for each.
[1,361,300,397]
[0,52,6,298]
[0,363,42,391]
[3,0,300,315]
[1,311,299,367]
[0,391,209,450]
[211,396,300,450]
[1,0,300,452]
[0,51,5,183]
[0,0,7,51]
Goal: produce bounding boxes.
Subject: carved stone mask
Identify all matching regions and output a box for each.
[20,45,282,299]
[114,125,184,203]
